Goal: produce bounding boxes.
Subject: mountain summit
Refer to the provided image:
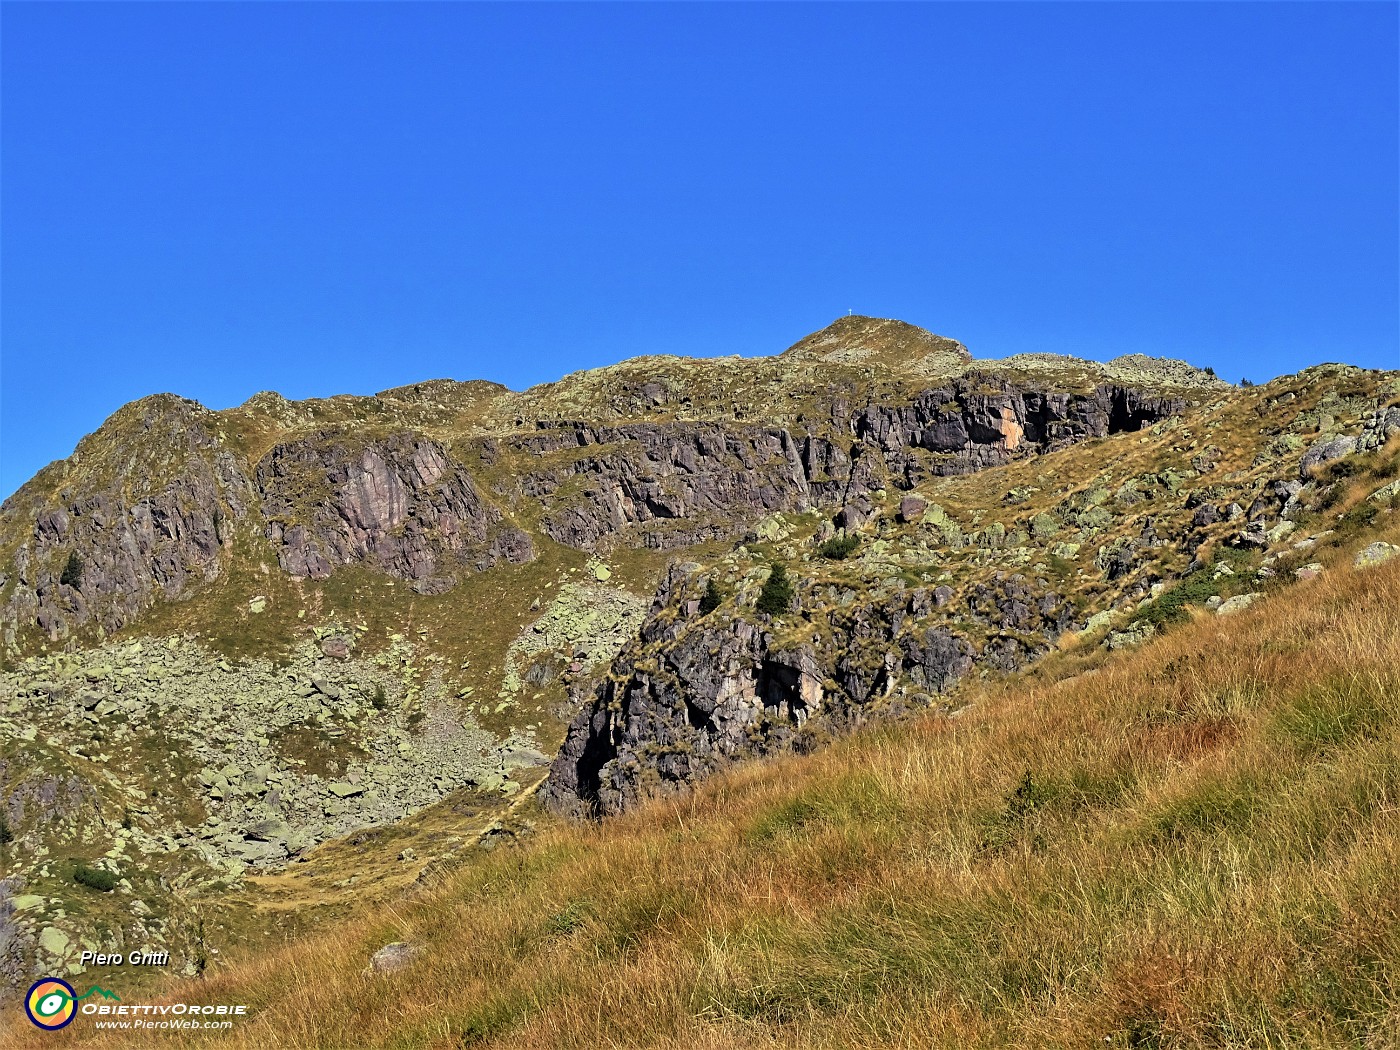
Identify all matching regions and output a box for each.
[780,315,973,375]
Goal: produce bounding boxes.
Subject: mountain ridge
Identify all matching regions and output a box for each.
[0,316,1396,1007]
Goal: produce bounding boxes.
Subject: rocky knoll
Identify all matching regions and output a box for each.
[0,396,253,644]
[543,564,983,818]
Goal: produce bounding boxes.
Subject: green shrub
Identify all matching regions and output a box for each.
[756,562,795,616]
[1131,569,1220,631]
[60,551,84,589]
[73,862,118,892]
[817,534,860,560]
[0,813,13,845]
[698,578,724,615]
[370,683,388,711]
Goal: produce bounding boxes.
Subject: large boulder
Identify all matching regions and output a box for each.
[1299,435,1357,477]
[1355,542,1400,570]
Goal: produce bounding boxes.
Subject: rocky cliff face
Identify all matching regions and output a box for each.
[853,379,1186,481]
[506,422,816,551]
[498,380,1188,556]
[257,432,532,593]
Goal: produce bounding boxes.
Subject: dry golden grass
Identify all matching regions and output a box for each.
[10,530,1400,1049]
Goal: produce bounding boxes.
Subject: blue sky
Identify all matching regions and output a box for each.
[2,2,1396,499]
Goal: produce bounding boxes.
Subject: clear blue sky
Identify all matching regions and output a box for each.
[3,2,1397,499]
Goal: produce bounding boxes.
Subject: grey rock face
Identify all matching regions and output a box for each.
[258,432,532,590]
[1191,503,1220,528]
[511,422,816,552]
[1357,405,1400,453]
[898,496,927,523]
[369,941,421,974]
[966,574,1075,638]
[1216,592,1265,616]
[1355,542,1400,570]
[854,381,1186,479]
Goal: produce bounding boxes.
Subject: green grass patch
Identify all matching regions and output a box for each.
[1130,550,1255,632]
[1272,678,1392,755]
[1147,774,1262,843]
[454,990,532,1047]
[543,896,595,937]
[747,795,826,844]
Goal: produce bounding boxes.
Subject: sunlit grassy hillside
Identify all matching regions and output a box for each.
[11,525,1399,1049]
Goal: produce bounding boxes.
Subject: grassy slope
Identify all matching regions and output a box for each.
[13,517,1398,1050]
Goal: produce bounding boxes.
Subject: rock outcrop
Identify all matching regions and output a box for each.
[257,432,532,592]
[853,379,1187,480]
[543,566,990,818]
[508,422,816,551]
[0,396,253,642]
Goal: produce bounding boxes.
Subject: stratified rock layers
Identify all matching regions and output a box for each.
[257,432,532,593]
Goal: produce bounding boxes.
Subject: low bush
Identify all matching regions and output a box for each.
[73,862,118,892]
[817,534,860,560]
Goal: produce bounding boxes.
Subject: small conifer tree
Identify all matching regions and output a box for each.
[60,551,84,590]
[699,578,723,614]
[756,562,794,615]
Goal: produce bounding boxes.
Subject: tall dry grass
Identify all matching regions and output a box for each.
[9,538,1400,1049]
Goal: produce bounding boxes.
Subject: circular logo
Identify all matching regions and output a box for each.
[26,978,77,1030]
